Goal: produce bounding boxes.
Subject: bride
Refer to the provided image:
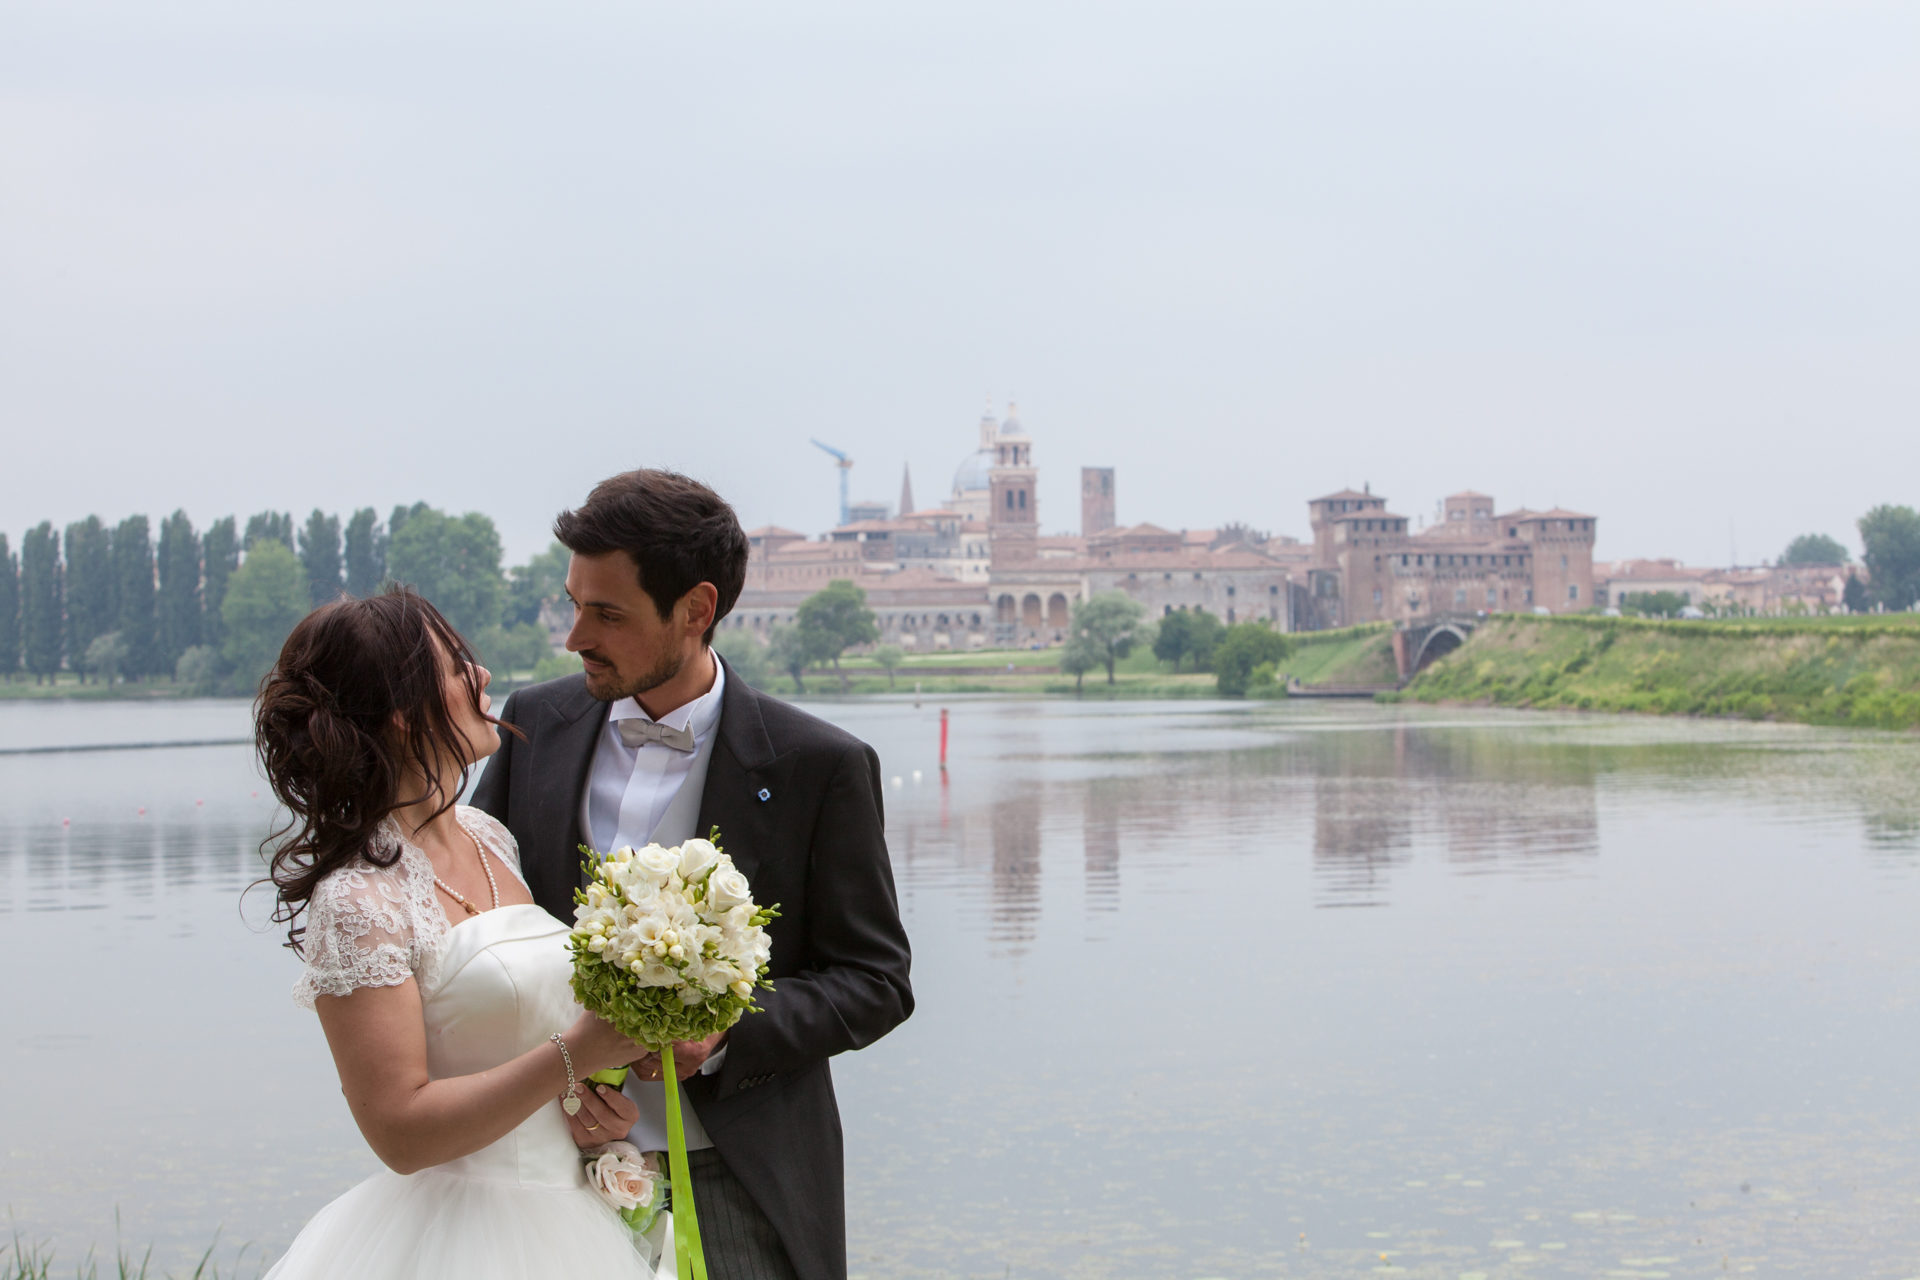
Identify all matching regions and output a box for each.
[253,588,660,1278]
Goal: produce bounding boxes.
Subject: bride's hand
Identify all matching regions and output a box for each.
[560,1010,653,1077]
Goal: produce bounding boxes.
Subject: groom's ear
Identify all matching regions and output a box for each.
[679,582,720,638]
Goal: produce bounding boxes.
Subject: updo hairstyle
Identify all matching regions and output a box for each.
[253,587,507,952]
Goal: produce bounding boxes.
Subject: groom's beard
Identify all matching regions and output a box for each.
[582,648,684,703]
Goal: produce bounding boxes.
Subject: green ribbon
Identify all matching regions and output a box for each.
[659,1044,709,1280]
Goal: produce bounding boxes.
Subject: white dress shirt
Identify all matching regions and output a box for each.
[582,657,728,1152]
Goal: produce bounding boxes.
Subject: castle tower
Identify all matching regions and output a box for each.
[1081,467,1115,537]
[989,401,1038,565]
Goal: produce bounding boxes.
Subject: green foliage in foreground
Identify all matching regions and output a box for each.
[1,1226,262,1279]
[1401,614,1920,729]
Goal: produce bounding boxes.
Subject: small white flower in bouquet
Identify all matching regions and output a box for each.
[568,828,777,1279]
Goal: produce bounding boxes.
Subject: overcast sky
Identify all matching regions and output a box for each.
[4,0,1916,569]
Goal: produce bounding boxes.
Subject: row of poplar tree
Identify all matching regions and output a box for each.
[0,506,569,694]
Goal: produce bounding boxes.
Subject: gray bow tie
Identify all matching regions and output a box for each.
[616,718,696,752]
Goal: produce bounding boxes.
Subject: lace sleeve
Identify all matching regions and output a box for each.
[292,859,426,1009]
[460,805,526,885]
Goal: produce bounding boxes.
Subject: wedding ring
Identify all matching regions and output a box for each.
[583,1120,602,1131]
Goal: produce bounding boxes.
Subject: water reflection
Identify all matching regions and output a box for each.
[7,701,1920,1278]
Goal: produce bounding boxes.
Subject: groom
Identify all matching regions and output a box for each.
[471,469,914,1280]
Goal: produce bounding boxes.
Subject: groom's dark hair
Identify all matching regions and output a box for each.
[554,469,749,644]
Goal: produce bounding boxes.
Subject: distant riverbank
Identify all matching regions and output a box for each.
[0,628,1409,703]
[1395,613,1920,730]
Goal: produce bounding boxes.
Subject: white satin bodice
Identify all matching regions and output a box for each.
[421,903,587,1190]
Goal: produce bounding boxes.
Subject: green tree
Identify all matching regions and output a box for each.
[0,534,17,679]
[1152,609,1191,669]
[766,622,810,694]
[1213,621,1290,696]
[1780,533,1851,567]
[343,507,388,597]
[472,622,550,675]
[1059,629,1101,692]
[112,515,158,677]
[221,541,309,693]
[85,631,129,686]
[795,580,880,692]
[63,516,112,681]
[156,510,202,673]
[389,502,426,547]
[175,644,220,695]
[244,511,294,552]
[1069,591,1145,686]
[714,628,774,689]
[202,516,239,653]
[1859,505,1920,611]
[20,523,63,682]
[1185,609,1225,670]
[299,509,344,607]
[507,541,572,626]
[1843,572,1870,614]
[1619,590,1690,619]
[871,643,906,689]
[386,507,507,639]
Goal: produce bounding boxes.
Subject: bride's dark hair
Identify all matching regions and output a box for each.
[254,587,510,953]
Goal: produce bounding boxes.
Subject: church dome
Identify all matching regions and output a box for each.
[952,449,995,494]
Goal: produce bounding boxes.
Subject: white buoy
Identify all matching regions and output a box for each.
[890,776,903,788]
[911,770,923,783]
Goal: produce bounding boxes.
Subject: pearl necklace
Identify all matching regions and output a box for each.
[432,825,500,917]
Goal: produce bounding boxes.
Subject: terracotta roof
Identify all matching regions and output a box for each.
[1310,488,1380,504]
[1447,490,1493,500]
[1330,509,1409,523]
[1510,508,1594,522]
[745,525,807,539]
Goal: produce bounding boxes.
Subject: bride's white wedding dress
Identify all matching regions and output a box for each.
[265,806,659,1280]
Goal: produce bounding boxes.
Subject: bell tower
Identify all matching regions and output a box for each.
[989,401,1037,565]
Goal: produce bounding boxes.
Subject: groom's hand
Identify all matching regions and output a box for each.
[631,1030,727,1081]
[564,1081,639,1149]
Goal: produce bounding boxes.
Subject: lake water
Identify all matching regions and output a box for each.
[4,697,1920,1279]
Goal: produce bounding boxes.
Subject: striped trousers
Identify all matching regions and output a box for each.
[685,1149,802,1280]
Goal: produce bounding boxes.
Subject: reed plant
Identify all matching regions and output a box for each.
[2,1223,261,1280]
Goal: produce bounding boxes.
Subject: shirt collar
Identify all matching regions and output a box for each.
[605,652,727,741]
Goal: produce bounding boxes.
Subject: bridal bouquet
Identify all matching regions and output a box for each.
[568,829,777,1280]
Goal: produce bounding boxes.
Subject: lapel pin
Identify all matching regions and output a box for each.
[757,788,772,802]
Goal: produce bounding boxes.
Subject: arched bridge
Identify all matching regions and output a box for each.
[1392,614,1479,682]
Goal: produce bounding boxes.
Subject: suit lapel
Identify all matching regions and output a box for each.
[695,657,787,886]
[531,680,606,914]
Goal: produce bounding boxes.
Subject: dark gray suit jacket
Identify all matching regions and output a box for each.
[469,660,913,1280]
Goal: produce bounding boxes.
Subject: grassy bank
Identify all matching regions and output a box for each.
[1281,623,1398,689]
[1398,614,1920,729]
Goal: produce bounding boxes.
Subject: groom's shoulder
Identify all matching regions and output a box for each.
[743,685,869,759]
[501,672,597,724]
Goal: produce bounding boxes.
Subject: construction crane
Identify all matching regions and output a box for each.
[810,439,853,527]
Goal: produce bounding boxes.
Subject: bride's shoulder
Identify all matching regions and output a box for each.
[456,805,522,870]
[309,833,420,910]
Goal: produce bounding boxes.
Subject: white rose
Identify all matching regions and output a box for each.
[584,1142,660,1212]
[634,843,680,881]
[677,838,721,883]
[707,866,752,913]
